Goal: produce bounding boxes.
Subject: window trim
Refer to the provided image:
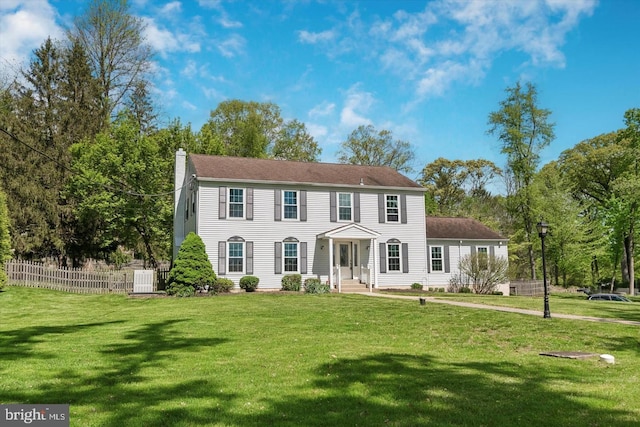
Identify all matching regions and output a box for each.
[227,241,245,274]
[477,246,489,270]
[431,246,444,272]
[228,188,245,219]
[282,190,299,220]
[385,194,400,223]
[337,192,353,222]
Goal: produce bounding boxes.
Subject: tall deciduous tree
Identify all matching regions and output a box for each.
[68,112,173,267]
[68,0,152,125]
[197,100,320,161]
[338,125,415,174]
[488,82,555,279]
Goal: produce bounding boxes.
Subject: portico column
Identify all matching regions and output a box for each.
[373,237,379,290]
[328,238,334,290]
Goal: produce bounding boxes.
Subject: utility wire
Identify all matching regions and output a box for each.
[0,126,193,198]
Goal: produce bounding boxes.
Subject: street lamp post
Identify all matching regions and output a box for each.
[537,221,551,319]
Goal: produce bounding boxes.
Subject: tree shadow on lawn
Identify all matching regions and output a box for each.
[0,321,125,362]
[1,319,237,426]
[243,353,638,427]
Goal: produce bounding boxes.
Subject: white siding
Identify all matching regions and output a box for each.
[192,181,427,289]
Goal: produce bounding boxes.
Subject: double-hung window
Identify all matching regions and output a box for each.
[386,195,399,222]
[387,243,401,271]
[283,190,298,220]
[431,246,443,272]
[284,242,298,272]
[477,247,489,270]
[338,193,352,221]
[228,242,244,273]
[228,188,244,218]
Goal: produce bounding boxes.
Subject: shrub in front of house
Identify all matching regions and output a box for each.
[411,282,423,290]
[304,278,330,294]
[211,278,234,294]
[459,286,472,293]
[281,274,302,291]
[240,275,259,292]
[166,232,216,297]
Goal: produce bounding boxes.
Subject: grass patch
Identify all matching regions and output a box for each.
[1,286,639,426]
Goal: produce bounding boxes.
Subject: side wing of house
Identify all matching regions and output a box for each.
[426,239,510,294]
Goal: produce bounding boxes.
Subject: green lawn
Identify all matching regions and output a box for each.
[1,286,639,427]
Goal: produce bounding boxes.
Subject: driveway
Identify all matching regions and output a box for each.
[356,292,640,326]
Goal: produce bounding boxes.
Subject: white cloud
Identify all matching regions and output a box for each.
[340,84,374,129]
[297,30,336,44]
[217,34,245,57]
[182,100,197,111]
[306,123,328,140]
[0,0,63,70]
[301,0,597,102]
[308,101,335,118]
[142,17,200,57]
[159,1,182,15]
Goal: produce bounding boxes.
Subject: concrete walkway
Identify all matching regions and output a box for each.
[354,292,640,326]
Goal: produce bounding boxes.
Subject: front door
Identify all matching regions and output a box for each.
[338,243,352,279]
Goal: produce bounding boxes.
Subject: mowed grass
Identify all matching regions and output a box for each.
[1,286,639,427]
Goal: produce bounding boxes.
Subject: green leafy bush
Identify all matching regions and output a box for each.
[459,287,472,294]
[166,283,195,297]
[304,278,330,294]
[411,282,423,290]
[240,276,259,292]
[211,278,234,294]
[166,232,216,297]
[281,274,302,291]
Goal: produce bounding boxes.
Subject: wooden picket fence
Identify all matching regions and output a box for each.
[509,279,545,296]
[4,260,135,294]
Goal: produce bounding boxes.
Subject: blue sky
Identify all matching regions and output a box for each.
[1,0,639,184]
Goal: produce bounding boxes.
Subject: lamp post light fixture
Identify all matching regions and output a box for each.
[537,221,551,319]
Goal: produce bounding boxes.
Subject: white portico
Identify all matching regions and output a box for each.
[317,223,381,293]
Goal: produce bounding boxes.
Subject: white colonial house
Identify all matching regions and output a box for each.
[173,150,428,291]
[425,216,510,294]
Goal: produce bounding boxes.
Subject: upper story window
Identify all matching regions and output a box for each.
[229,188,244,218]
[431,246,443,272]
[283,190,298,220]
[338,193,352,221]
[386,195,399,222]
[387,243,401,271]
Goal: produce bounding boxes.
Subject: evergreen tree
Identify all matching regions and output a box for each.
[166,232,216,297]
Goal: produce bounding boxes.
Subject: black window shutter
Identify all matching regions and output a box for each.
[218,241,226,275]
[246,241,253,274]
[300,190,307,222]
[427,245,431,273]
[330,192,337,222]
[400,194,407,224]
[274,242,282,274]
[246,188,253,220]
[402,243,409,273]
[378,194,385,223]
[300,242,307,274]
[354,192,361,223]
[490,246,495,257]
[444,246,450,273]
[219,187,227,219]
[379,242,387,273]
[274,189,281,221]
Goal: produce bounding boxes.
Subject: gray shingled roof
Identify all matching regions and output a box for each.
[189,154,423,189]
[426,216,507,240]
